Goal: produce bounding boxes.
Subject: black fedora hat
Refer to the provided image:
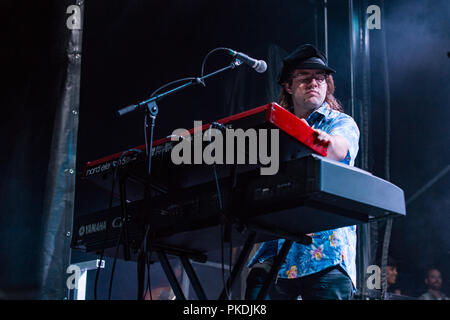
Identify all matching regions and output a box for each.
[278,44,335,84]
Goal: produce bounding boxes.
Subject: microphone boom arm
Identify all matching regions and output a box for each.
[116,59,242,117]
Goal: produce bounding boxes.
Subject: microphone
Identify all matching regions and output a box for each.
[227,49,267,73]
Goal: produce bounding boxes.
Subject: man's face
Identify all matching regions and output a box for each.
[425,269,442,291]
[284,69,328,111]
[386,266,398,285]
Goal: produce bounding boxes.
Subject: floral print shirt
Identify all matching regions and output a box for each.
[248,102,360,288]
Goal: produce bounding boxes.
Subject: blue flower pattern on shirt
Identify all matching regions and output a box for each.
[248,102,360,288]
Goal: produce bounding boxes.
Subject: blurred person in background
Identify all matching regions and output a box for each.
[386,256,402,295]
[419,268,449,300]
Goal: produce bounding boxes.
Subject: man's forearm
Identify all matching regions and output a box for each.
[327,135,350,161]
[313,127,350,161]
[303,119,351,162]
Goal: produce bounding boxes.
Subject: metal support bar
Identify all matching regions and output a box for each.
[180,256,208,300]
[157,251,186,300]
[256,239,293,300]
[119,176,131,261]
[218,231,257,300]
[151,243,207,263]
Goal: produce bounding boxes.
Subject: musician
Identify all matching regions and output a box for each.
[245,44,360,300]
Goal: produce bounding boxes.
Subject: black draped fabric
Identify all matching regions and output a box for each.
[0,1,82,299]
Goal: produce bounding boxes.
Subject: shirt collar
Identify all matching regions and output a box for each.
[306,102,329,125]
[287,102,331,125]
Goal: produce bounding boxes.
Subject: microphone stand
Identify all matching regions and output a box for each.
[116,59,243,118]
[116,58,243,300]
[117,57,243,187]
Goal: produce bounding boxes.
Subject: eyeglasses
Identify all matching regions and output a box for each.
[292,73,328,85]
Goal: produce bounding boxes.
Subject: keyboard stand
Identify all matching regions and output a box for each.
[255,239,293,300]
[217,231,257,300]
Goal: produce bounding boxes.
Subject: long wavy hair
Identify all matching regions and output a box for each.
[278,72,343,112]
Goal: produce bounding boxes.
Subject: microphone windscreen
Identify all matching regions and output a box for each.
[256,60,267,73]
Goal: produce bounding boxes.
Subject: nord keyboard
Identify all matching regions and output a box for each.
[80,103,328,199]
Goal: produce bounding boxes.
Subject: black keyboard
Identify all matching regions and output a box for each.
[71,155,406,259]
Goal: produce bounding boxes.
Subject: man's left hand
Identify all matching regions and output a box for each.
[312,128,331,146]
[300,118,349,161]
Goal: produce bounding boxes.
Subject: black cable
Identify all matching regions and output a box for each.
[208,124,231,300]
[141,224,152,300]
[229,223,233,296]
[108,149,144,300]
[93,235,105,299]
[93,168,117,300]
[94,151,121,299]
[108,223,123,300]
[142,120,153,300]
[147,113,157,176]
[213,164,224,211]
[106,149,143,301]
[150,77,198,98]
[212,121,236,300]
[92,148,143,300]
[146,250,153,300]
[220,221,230,300]
[144,114,149,159]
[144,47,232,105]
[200,47,232,78]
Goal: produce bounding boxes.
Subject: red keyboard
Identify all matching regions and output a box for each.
[82,102,327,178]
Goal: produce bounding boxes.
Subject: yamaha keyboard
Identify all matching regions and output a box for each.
[74,102,406,257]
[73,154,406,258]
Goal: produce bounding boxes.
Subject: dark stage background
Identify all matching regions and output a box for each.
[1,0,449,299]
